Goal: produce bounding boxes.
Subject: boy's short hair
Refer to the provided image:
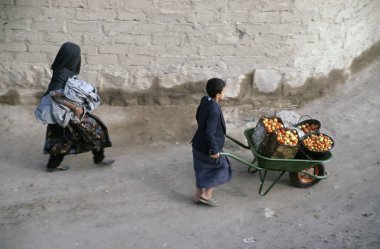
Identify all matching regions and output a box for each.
[206,78,226,98]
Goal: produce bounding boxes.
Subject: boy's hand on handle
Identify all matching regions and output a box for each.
[210,153,220,158]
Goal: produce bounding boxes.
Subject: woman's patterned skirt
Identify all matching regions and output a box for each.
[43,113,112,156]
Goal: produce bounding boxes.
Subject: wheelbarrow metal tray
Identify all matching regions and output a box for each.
[253,150,332,173]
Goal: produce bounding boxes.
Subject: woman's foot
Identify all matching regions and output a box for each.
[95,159,115,166]
[46,165,70,172]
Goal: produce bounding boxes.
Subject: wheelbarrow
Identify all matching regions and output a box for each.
[220,128,332,196]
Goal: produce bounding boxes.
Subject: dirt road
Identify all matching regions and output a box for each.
[1,61,379,249]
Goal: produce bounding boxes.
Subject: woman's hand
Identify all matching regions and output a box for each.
[50,90,66,103]
[209,153,220,158]
[50,90,84,118]
[74,106,84,118]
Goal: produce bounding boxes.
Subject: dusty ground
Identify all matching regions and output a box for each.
[1,61,380,249]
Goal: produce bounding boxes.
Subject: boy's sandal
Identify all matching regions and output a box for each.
[199,196,220,206]
[47,165,70,172]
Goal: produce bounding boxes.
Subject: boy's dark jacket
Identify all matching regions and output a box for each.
[191,96,226,155]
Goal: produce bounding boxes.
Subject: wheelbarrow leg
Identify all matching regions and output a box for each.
[247,158,258,174]
[258,170,286,196]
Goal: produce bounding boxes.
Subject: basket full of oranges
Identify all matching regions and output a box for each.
[296,115,321,136]
[300,132,334,159]
[264,128,301,159]
[252,117,284,156]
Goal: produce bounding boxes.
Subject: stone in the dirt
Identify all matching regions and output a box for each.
[242,237,256,243]
[264,208,275,218]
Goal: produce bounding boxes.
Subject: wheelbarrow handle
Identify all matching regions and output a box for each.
[299,169,329,180]
[220,152,261,171]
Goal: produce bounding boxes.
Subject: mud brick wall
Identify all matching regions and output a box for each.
[0,0,379,105]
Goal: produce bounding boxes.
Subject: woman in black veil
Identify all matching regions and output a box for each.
[41,42,113,172]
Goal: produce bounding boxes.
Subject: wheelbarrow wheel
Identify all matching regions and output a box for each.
[289,163,325,188]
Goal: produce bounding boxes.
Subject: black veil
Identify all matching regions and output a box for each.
[46,42,81,93]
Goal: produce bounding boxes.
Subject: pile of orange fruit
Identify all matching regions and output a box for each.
[297,123,319,134]
[302,133,333,152]
[276,129,299,146]
[262,117,284,133]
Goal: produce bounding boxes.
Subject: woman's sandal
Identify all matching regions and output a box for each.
[199,196,220,206]
[96,159,115,166]
[46,165,70,172]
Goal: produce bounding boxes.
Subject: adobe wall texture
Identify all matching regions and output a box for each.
[0,0,379,106]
